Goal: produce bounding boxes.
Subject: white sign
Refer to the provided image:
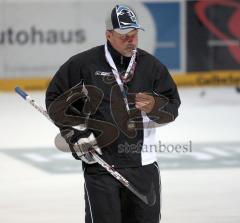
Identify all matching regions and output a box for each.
[0,1,155,77]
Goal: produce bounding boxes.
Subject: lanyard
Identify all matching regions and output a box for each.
[104,44,137,113]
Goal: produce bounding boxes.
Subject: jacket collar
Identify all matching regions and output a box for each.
[107,41,131,70]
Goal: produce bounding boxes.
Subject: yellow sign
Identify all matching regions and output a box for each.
[0,78,50,91]
[173,71,240,87]
[1,70,240,91]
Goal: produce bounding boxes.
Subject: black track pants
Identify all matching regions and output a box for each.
[83,162,161,223]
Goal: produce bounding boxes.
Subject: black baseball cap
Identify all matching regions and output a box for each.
[106,4,144,34]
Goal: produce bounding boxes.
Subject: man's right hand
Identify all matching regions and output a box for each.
[61,128,102,164]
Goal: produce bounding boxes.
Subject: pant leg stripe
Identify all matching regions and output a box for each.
[154,162,162,222]
[84,182,94,223]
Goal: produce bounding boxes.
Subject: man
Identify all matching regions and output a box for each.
[45,4,180,223]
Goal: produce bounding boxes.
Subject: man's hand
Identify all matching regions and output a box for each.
[61,128,102,164]
[135,92,155,113]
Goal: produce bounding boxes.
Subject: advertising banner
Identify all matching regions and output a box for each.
[187,0,240,71]
[0,1,155,78]
[1,0,239,89]
[145,1,181,71]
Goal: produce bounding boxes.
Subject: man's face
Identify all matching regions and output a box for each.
[106,29,138,57]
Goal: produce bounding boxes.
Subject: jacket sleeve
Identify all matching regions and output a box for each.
[45,58,85,131]
[45,58,81,111]
[147,61,181,124]
[45,54,119,150]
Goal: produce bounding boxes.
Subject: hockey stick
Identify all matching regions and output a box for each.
[15,86,156,206]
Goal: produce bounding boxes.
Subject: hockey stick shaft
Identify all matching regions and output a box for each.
[15,86,155,206]
[90,151,153,205]
[15,86,52,122]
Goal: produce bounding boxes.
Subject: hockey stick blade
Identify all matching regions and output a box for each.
[127,181,156,206]
[15,86,156,206]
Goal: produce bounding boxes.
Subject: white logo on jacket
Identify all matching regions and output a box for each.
[95,71,112,76]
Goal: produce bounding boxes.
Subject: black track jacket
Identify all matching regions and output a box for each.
[45,43,181,168]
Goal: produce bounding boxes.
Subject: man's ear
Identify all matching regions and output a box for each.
[106,31,111,41]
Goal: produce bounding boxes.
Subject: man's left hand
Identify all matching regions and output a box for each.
[135,92,155,113]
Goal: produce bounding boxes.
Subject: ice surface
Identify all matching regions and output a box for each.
[0,87,240,223]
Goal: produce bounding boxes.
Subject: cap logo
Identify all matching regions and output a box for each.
[116,5,140,29]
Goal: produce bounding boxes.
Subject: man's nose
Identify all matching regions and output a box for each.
[127,37,134,43]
